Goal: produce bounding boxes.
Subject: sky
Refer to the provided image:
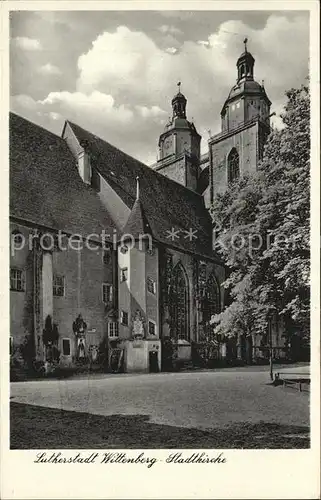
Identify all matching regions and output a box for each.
[10,10,309,164]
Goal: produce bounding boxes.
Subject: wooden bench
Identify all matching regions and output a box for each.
[274,372,310,392]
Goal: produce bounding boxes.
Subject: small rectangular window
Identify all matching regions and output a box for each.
[148,321,156,336]
[62,338,71,356]
[102,283,113,303]
[102,250,111,265]
[121,311,128,326]
[10,268,24,292]
[108,322,119,338]
[120,268,128,282]
[53,275,65,297]
[147,277,156,295]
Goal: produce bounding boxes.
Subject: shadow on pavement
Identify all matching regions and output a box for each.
[10,402,309,450]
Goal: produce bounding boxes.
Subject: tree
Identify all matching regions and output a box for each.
[210,82,310,368]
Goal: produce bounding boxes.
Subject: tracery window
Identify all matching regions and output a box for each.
[227,148,240,185]
[201,273,221,325]
[169,262,189,341]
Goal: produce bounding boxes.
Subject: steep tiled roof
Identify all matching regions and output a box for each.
[121,198,152,240]
[67,121,219,261]
[10,113,116,240]
[198,166,209,195]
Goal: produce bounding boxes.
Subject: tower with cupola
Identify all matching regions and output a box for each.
[153,83,201,192]
[207,40,272,203]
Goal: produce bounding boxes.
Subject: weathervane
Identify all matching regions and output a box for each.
[243,37,248,52]
[177,81,181,93]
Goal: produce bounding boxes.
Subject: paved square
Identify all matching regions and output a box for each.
[10,367,309,448]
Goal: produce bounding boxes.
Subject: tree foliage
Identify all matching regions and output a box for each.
[210,82,310,344]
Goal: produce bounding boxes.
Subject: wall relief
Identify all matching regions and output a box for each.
[132,310,145,340]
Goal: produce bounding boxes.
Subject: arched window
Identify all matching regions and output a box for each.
[169,262,189,341]
[227,148,240,185]
[201,272,221,325]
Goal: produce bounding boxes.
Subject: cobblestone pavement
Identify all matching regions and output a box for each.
[11,367,309,430]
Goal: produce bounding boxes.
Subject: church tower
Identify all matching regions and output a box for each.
[153,83,201,192]
[208,40,272,202]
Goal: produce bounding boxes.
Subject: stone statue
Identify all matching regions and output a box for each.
[132,310,145,339]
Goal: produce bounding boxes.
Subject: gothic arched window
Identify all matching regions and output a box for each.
[227,148,240,185]
[169,262,189,341]
[201,272,221,325]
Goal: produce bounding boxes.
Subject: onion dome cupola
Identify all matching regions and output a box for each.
[220,39,272,132]
[171,84,187,119]
[236,38,255,82]
[155,83,202,192]
[157,82,201,161]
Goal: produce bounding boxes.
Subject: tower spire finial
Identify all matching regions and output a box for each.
[243,37,248,52]
[136,176,140,200]
[171,82,187,119]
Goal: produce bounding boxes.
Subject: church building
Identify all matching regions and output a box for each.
[9,43,286,374]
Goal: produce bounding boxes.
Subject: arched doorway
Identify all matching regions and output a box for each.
[169,262,189,340]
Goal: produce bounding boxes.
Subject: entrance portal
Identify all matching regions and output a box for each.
[149,351,159,373]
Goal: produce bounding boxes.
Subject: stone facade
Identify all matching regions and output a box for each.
[208,119,269,200]
[10,44,288,375]
[10,220,115,368]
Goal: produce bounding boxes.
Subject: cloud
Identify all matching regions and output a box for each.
[135,105,167,119]
[10,14,309,164]
[39,90,134,124]
[12,36,42,51]
[12,94,38,110]
[76,17,308,114]
[10,91,167,163]
[49,112,62,121]
[165,47,178,54]
[158,25,183,35]
[197,40,210,47]
[38,63,61,75]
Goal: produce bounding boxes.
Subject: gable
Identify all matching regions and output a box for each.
[66,121,219,260]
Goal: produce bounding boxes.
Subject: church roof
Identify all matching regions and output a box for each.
[121,197,152,240]
[171,90,187,104]
[9,112,116,240]
[67,121,217,261]
[228,79,262,99]
[221,79,271,114]
[237,50,255,63]
[163,116,200,135]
